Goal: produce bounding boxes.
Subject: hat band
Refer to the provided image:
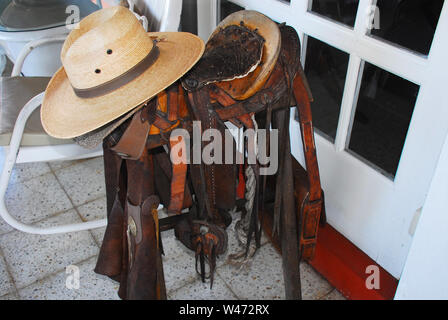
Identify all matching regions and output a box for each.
[72,42,160,99]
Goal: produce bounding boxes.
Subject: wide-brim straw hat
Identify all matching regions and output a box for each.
[41,6,204,139]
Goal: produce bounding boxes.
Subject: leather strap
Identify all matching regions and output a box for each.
[73,42,160,99]
[168,135,188,214]
[111,101,157,160]
[208,87,254,127]
[210,72,322,203]
[167,85,179,121]
[152,111,179,131]
[210,86,264,121]
[292,74,322,202]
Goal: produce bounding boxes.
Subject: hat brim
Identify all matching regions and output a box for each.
[41,32,204,139]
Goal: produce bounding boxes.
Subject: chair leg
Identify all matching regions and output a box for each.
[0,93,107,234]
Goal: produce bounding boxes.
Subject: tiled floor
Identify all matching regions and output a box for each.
[0,152,345,300]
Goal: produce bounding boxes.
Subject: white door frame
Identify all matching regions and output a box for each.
[395,130,448,299]
[202,0,448,279]
[197,0,218,41]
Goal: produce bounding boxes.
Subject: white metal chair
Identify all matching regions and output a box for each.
[0,37,105,235]
[0,0,182,235]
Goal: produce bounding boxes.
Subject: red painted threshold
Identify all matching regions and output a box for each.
[308,224,399,300]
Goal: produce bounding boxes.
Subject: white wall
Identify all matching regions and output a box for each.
[395,132,448,299]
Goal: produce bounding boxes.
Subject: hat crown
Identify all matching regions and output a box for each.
[62,6,153,90]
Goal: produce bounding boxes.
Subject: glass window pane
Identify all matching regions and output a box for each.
[298,36,349,142]
[369,0,444,55]
[220,0,245,22]
[348,62,420,178]
[310,0,360,27]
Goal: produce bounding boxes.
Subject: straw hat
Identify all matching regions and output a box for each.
[41,6,204,139]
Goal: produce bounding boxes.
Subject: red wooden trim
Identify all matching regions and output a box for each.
[309,224,399,300]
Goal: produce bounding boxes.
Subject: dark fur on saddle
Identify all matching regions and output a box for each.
[183,24,265,91]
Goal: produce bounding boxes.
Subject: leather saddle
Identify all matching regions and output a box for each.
[175,11,287,278]
[94,10,324,301]
[183,10,281,100]
[182,10,324,299]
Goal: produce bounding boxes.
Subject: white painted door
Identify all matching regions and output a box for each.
[199,0,448,279]
[395,132,448,299]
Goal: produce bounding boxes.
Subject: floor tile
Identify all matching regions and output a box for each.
[54,157,106,206]
[0,255,14,296]
[0,173,73,235]
[161,229,199,294]
[169,275,238,300]
[0,149,51,186]
[217,243,285,300]
[321,288,346,300]
[0,210,98,289]
[217,241,334,300]
[48,159,86,172]
[10,162,52,184]
[301,262,334,300]
[76,197,107,245]
[18,256,120,300]
[160,211,271,295]
[0,292,19,300]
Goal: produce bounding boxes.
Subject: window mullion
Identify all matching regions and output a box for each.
[334,0,373,151]
[334,55,362,151]
[354,0,375,36]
